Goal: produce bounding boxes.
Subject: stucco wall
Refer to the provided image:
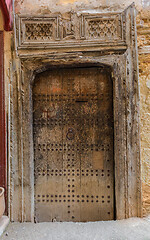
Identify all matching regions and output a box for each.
[14,0,143,14]
[11,0,150,218]
[137,10,150,216]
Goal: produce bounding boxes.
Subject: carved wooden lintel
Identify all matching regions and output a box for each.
[16,11,126,50]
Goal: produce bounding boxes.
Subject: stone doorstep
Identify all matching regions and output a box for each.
[0,216,9,237]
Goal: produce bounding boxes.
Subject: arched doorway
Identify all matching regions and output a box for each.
[33,67,114,222]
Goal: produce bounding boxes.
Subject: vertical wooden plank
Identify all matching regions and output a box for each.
[113,59,127,220]
[0,31,7,211]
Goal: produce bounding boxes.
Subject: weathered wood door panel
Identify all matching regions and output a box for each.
[33,67,114,222]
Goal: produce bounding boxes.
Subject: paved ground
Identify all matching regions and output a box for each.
[1,217,150,240]
[0,216,9,237]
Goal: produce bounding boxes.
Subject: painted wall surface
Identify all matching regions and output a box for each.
[11,0,150,218]
[0,9,4,30]
[5,0,13,26]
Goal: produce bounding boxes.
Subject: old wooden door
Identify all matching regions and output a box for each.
[33,67,114,222]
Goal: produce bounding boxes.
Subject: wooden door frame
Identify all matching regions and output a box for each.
[10,55,141,222]
[9,4,142,222]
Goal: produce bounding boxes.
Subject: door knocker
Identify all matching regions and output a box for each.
[66,128,75,140]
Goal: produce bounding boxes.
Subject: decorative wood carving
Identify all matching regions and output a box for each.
[81,14,123,41]
[25,23,53,41]
[17,12,125,49]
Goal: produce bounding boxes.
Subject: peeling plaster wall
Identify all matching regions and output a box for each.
[137,10,150,216]
[12,0,150,218]
[14,0,143,14]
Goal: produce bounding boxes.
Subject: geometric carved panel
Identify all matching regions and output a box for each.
[19,16,59,46]
[17,12,125,49]
[25,23,53,41]
[82,14,123,41]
